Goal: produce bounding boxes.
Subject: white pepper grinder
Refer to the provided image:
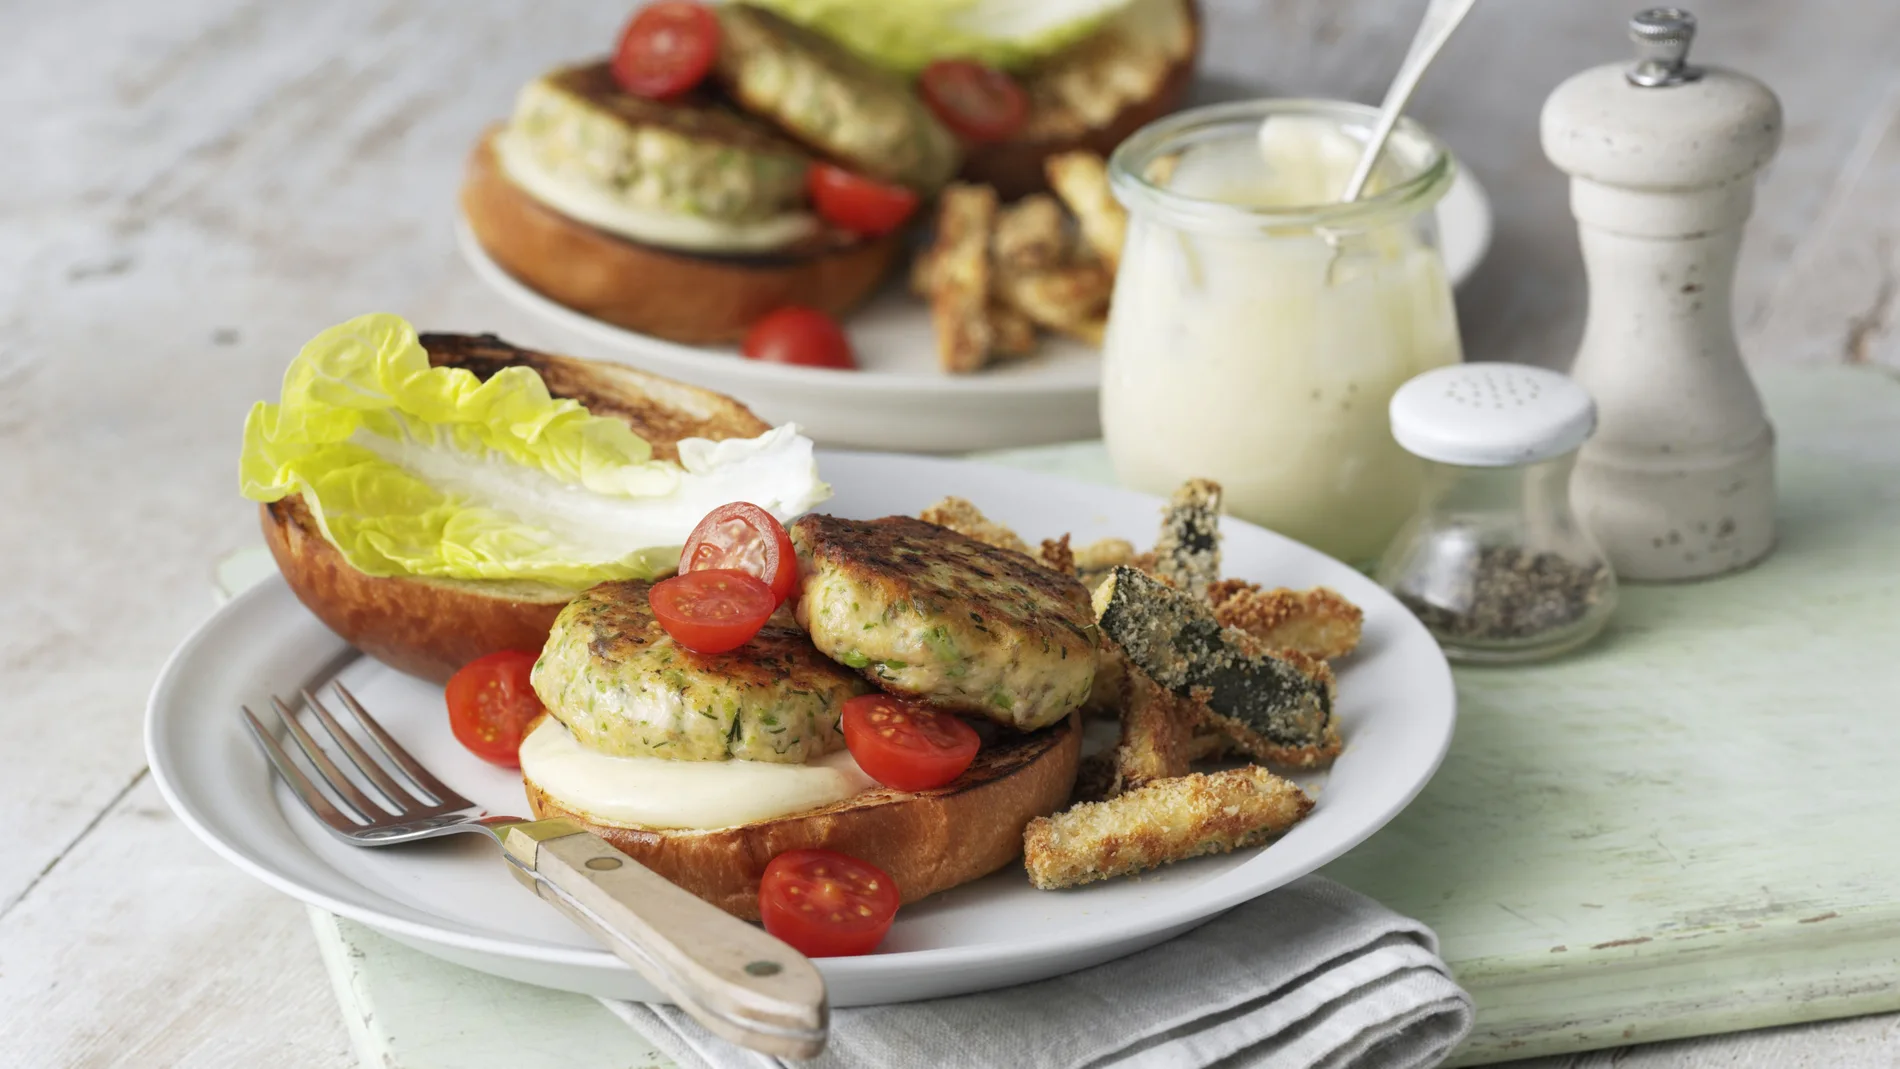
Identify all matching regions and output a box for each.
[1540,8,1782,581]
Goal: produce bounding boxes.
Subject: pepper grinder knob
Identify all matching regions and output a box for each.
[1541,8,1782,581]
[1626,8,1701,87]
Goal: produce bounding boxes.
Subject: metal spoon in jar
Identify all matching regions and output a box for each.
[1339,0,1478,202]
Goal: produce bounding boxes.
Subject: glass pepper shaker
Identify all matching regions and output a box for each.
[1377,363,1618,663]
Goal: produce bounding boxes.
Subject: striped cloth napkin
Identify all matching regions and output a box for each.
[606,875,1473,1069]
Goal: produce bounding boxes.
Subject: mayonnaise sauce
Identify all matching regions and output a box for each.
[517,718,877,831]
[1102,115,1462,565]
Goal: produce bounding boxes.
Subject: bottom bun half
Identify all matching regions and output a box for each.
[525,713,1083,920]
[461,130,903,346]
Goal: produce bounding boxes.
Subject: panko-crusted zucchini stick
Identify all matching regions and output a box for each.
[918,496,1030,556]
[1024,766,1314,889]
[1208,580,1364,661]
[1093,566,1341,768]
[1110,667,1195,792]
[927,184,998,373]
[991,193,1067,273]
[1074,537,1136,590]
[1154,478,1222,596]
[1046,151,1127,270]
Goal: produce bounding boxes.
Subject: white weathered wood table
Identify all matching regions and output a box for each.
[3,1,1897,1067]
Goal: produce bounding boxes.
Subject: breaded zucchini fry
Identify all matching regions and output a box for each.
[989,301,1040,358]
[1046,151,1127,270]
[1094,566,1341,768]
[1154,478,1222,595]
[927,184,998,373]
[1075,537,1136,591]
[992,193,1067,273]
[1193,648,1344,769]
[1208,580,1364,661]
[1039,534,1076,575]
[1024,766,1314,889]
[918,496,1031,556]
[1111,666,1194,791]
[1184,719,1234,762]
[996,261,1113,336]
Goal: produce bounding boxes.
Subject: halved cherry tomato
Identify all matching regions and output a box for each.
[741,306,856,370]
[759,849,899,957]
[445,650,544,768]
[807,163,920,237]
[918,60,1028,143]
[611,1,721,100]
[841,693,981,792]
[680,502,799,604]
[649,569,777,653]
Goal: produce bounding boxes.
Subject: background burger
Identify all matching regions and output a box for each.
[748,0,1201,199]
[463,2,960,347]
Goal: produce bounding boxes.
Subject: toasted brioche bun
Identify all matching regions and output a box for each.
[461,130,903,345]
[525,712,1082,919]
[261,333,771,684]
[958,0,1200,201]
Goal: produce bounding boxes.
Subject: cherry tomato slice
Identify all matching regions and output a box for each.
[649,569,777,654]
[918,60,1028,143]
[741,306,856,370]
[807,163,920,238]
[679,502,799,604]
[444,650,545,768]
[841,693,982,792]
[611,1,720,100]
[759,849,899,957]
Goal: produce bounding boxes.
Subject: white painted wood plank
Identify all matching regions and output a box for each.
[0,778,353,1068]
[310,910,668,1069]
[1745,73,1900,372]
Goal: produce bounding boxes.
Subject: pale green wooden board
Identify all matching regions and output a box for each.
[303,366,1900,1068]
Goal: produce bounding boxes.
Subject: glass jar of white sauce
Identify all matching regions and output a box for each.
[1102,100,1464,565]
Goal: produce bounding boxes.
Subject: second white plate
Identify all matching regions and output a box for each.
[456,168,1491,453]
[147,452,1455,1006]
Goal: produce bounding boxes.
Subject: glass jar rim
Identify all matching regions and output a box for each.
[1107,99,1456,233]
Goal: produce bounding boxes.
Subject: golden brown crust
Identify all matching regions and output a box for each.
[1038,534,1076,576]
[956,2,1199,200]
[264,497,571,684]
[413,332,769,462]
[1109,667,1196,792]
[916,496,1032,556]
[1207,581,1365,662]
[263,334,772,683]
[1045,151,1127,270]
[1023,764,1312,890]
[926,184,998,373]
[527,714,1082,919]
[461,129,902,345]
[1192,647,1345,770]
[802,514,1094,647]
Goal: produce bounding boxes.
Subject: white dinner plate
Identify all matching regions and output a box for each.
[146,453,1455,1005]
[456,169,1491,454]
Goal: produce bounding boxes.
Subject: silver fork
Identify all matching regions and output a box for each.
[243,683,827,1058]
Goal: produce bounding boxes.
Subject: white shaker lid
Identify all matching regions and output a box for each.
[1389,363,1597,466]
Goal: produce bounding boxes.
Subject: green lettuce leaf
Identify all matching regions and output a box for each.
[240,314,825,589]
[748,0,1137,74]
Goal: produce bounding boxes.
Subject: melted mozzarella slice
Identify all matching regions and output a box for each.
[518,718,877,831]
[493,129,819,254]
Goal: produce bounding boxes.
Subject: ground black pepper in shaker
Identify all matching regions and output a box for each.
[1377,364,1618,663]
